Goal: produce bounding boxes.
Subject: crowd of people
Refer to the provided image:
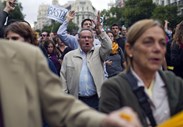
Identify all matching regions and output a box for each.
[0,0,183,127]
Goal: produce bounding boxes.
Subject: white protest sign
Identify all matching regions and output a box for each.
[47,5,68,23]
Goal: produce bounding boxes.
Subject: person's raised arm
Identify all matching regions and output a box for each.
[164,20,172,37]
[0,0,16,38]
[57,11,78,49]
[95,11,112,61]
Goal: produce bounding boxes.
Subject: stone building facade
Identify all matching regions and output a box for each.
[34,4,51,30]
[34,0,97,30]
[153,0,182,6]
[70,0,97,28]
[153,0,183,15]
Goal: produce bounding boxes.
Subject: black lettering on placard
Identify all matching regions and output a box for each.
[56,8,60,17]
[48,7,53,15]
[47,5,68,23]
[48,6,66,18]
[59,10,65,18]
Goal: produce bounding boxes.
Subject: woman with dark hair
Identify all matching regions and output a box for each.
[4,21,58,76]
[4,21,37,45]
[44,39,61,76]
[171,21,183,78]
[53,35,72,65]
[104,31,125,78]
[99,19,183,127]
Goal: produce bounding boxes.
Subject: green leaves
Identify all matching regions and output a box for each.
[123,0,156,26]
[100,0,183,28]
[152,5,183,28]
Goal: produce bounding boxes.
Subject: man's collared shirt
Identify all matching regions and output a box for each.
[79,50,96,97]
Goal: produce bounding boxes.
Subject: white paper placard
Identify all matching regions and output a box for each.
[47,5,68,23]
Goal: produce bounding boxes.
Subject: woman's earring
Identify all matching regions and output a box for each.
[129,54,133,58]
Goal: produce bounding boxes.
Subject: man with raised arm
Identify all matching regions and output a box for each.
[57,11,101,49]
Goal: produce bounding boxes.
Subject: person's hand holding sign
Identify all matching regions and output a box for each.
[66,11,75,22]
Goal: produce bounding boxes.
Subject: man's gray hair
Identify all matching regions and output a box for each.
[78,28,94,39]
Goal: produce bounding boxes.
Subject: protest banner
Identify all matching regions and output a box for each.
[47,5,68,23]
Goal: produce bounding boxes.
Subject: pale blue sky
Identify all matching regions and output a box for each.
[19,0,111,26]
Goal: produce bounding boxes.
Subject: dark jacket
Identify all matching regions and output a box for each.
[115,36,125,52]
[171,42,183,78]
[49,54,61,76]
[105,47,124,78]
[99,70,183,126]
[0,10,8,38]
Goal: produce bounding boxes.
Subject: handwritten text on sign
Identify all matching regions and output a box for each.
[47,5,68,23]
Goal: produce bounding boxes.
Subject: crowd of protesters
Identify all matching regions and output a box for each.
[0,0,183,127]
